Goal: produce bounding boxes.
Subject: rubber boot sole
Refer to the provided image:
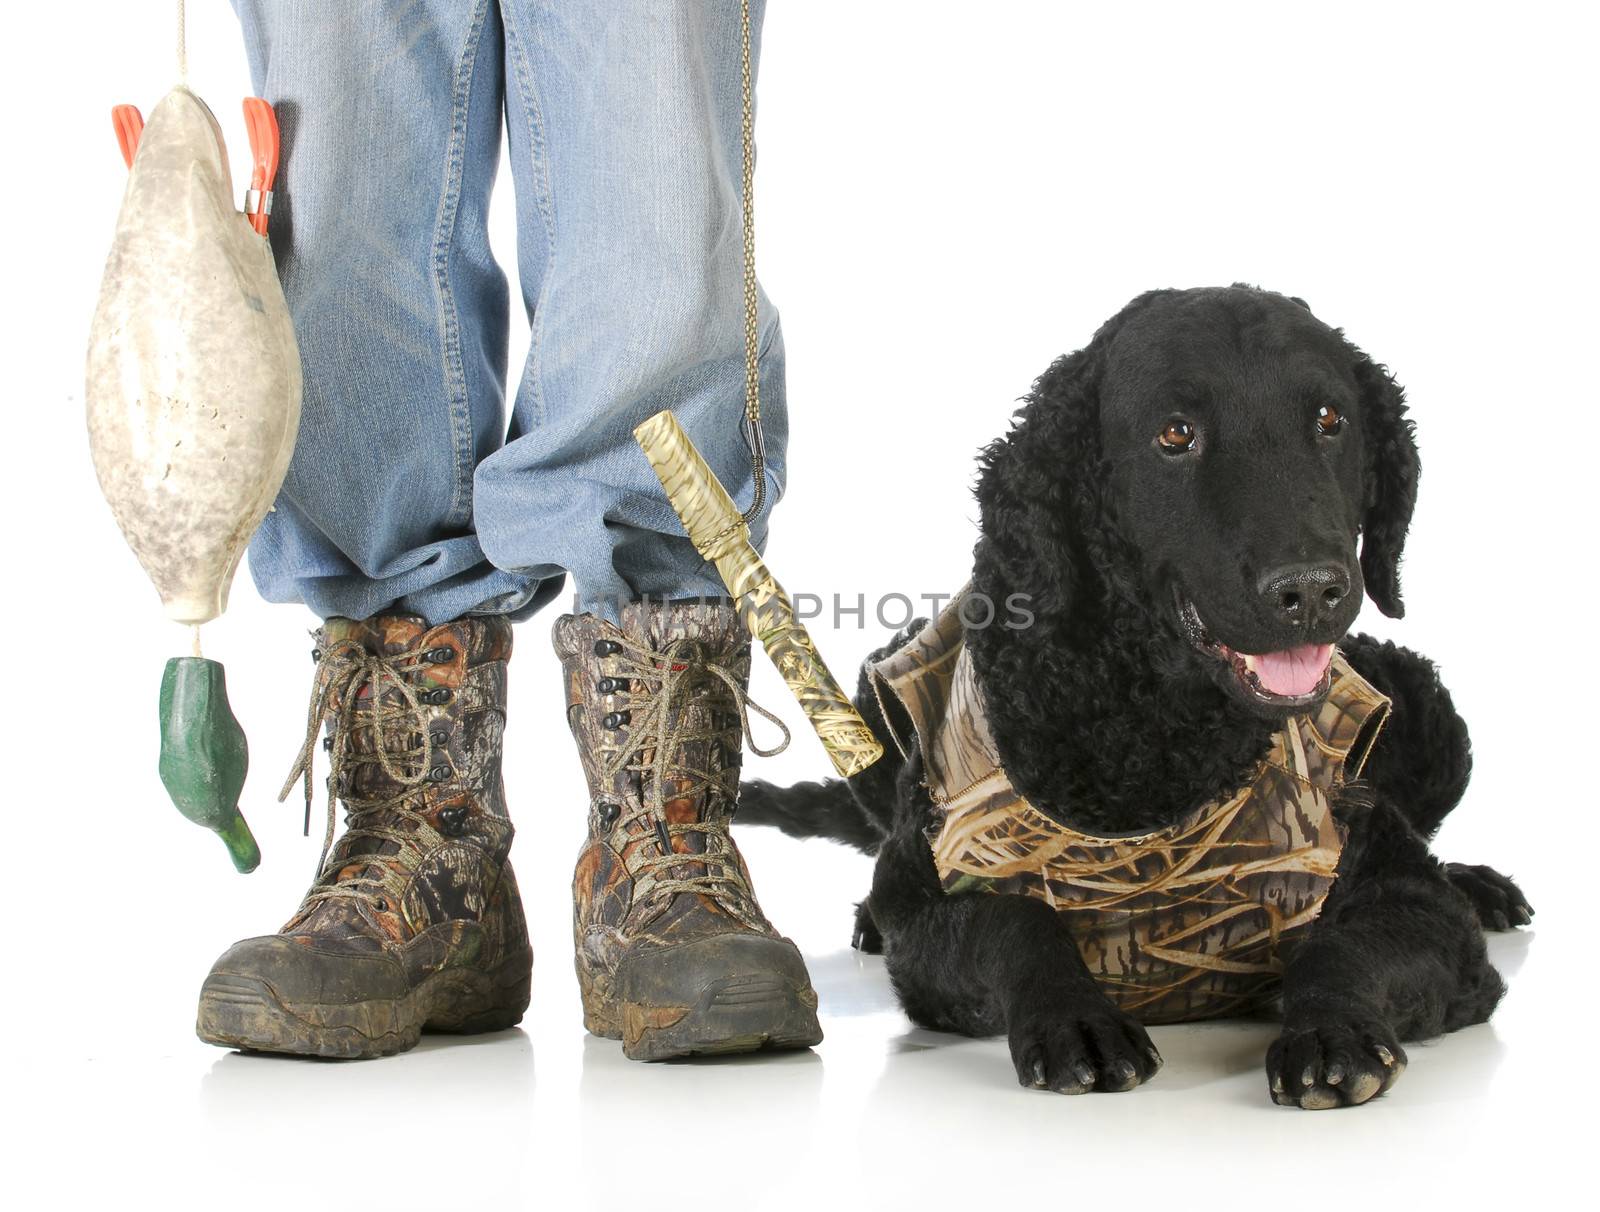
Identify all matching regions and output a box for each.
[196,948,532,1060]
[580,932,822,1062]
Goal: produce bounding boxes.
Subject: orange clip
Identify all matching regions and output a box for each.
[242,98,281,236]
[112,105,144,170]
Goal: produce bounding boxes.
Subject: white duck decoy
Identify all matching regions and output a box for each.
[87,86,299,626]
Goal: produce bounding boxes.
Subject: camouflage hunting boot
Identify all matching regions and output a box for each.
[555,601,823,1061]
[196,614,532,1059]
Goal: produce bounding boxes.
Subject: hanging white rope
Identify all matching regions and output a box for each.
[177,0,188,85]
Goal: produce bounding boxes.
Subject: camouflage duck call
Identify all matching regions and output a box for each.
[634,410,883,778]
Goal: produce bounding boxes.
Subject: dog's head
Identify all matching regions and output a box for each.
[975,285,1419,717]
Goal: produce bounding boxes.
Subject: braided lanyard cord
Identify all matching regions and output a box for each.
[738,0,767,524]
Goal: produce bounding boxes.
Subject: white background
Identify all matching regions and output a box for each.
[3,1,1596,1208]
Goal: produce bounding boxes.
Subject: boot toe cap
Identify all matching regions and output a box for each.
[202,935,410,1008]
[614,932,822,1060]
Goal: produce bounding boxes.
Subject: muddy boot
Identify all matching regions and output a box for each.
[196,614,532,1059]
[555,601,823,1061]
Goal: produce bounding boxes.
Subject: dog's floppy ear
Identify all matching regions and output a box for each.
[973,347,1105,622]
[1353,354,1420,618]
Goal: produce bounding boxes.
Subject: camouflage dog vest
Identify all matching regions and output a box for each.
[870,593,1390,1024]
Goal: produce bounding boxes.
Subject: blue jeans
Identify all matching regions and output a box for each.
[231,0,785,625]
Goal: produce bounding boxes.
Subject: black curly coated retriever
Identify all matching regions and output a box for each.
[739,285,1531,1109]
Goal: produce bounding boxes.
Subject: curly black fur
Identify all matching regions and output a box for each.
[738,286,1530,1106]
[1339,634,1470,839]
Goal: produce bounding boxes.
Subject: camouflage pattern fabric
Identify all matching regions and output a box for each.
[871,590,1391,1025]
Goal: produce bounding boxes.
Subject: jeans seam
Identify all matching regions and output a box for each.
[501,0,558,432]
[431,0,494,528]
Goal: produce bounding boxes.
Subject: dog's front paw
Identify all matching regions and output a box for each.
[1446,862,1533,931]
[1008,995,1161,1095]
[1267,1015,1406,1109]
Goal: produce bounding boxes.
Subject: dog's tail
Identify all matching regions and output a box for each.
[738,778,882,853]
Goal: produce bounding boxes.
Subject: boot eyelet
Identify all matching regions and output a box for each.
[429,728,450,747]
[425,646,456,664]
[593,640,622,657]
[602,711,631,730]
[420,688,453,706]
[597,676,629,694]
[310,648,322,663]
[374,898,388,912]
[438,806,469,836]
[322,736,334,752]
[597,801,621,827]
[428,764,452,783]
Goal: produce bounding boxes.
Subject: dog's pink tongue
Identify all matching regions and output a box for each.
[1248,643,1334,697]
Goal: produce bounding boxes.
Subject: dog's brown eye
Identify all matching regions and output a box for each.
[1158,419,1197,453]
[1316,404,1344,435]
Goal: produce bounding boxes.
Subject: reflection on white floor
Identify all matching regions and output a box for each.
[14,925,1581,1211]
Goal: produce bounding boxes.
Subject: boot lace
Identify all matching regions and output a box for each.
[599,635,789,924]
[279,639,443,913]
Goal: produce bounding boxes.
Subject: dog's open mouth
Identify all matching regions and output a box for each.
[1177,593,1334,709]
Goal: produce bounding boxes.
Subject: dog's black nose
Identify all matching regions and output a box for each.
[1258,564,1351,627]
